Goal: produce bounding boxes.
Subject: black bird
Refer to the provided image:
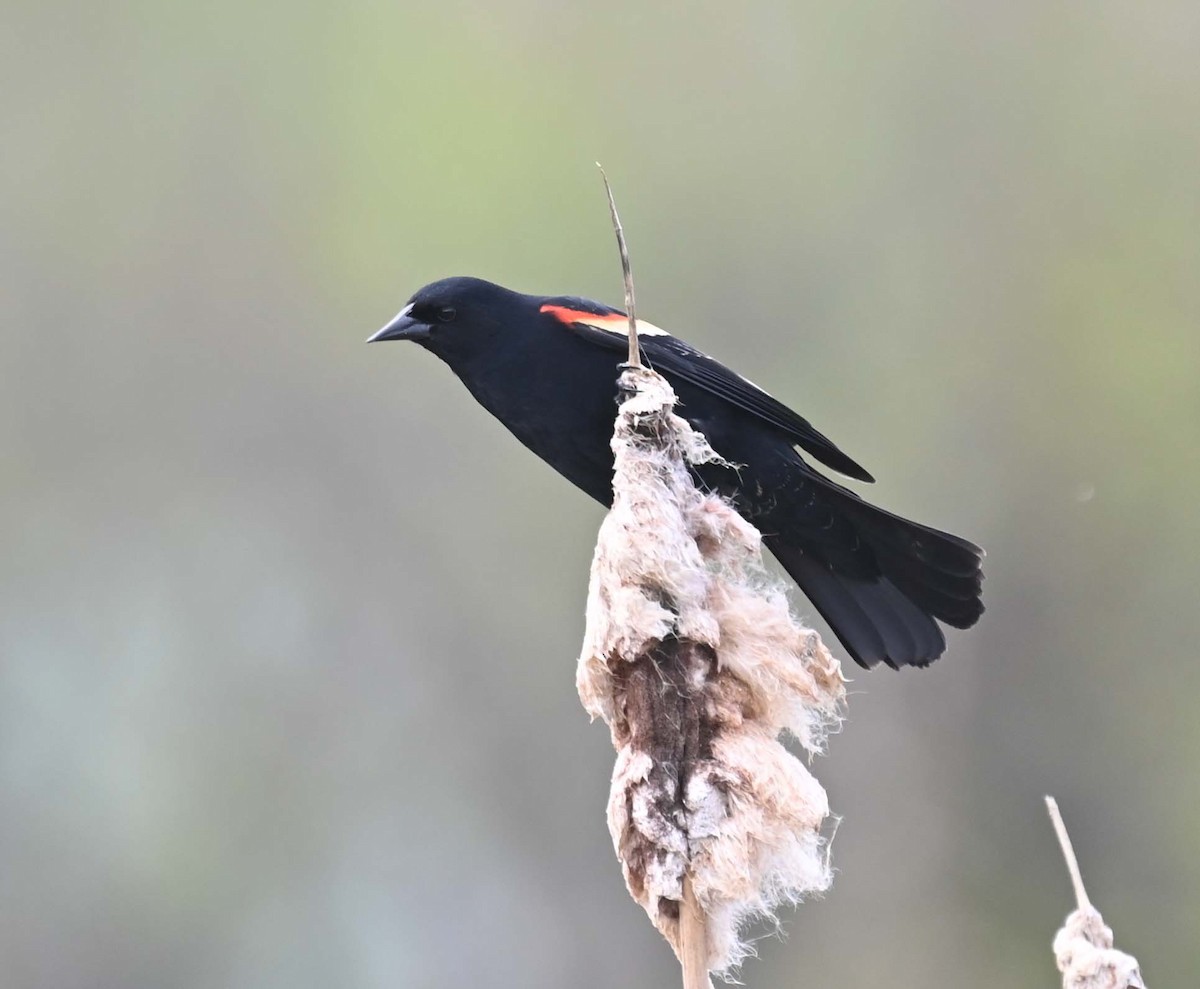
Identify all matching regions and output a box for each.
[369,276,983,669]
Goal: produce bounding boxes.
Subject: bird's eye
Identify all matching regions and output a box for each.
[437,306,457,323]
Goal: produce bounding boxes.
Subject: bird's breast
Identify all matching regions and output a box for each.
[453,338,626,504]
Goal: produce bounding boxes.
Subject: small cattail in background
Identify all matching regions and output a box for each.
[578,363,846,983]
[1046,796,1146,989]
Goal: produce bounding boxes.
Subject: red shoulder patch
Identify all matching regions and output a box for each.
[539,304,626,327]
[540,304,670,338]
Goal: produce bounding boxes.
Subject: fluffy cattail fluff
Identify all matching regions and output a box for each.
[577,365,846,978]
[1045,797,1146,989]
[1053,908,1145,989]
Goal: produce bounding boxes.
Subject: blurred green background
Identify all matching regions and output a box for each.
[3,2,1198,986]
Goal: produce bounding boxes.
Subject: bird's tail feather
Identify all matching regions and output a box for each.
[764,478,984,669]
[830,493,985,630]
[768,539,947,669]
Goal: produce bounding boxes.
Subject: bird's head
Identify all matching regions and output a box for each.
[367,276,532,366]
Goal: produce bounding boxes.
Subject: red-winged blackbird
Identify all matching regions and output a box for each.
[370,276,983,669]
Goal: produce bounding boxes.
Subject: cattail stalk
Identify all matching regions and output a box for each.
[597,165,641,368]
[1045,796,1146,989]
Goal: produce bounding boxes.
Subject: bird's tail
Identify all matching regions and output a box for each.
[765,481,984,669]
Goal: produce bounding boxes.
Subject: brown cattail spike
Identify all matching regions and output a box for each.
[578,365,845,978]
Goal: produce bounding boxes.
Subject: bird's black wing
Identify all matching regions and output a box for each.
[548,305,875,483]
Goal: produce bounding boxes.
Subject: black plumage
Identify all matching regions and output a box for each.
[369,276,983,669]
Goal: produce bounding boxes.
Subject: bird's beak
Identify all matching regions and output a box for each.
[367,303,431,343]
